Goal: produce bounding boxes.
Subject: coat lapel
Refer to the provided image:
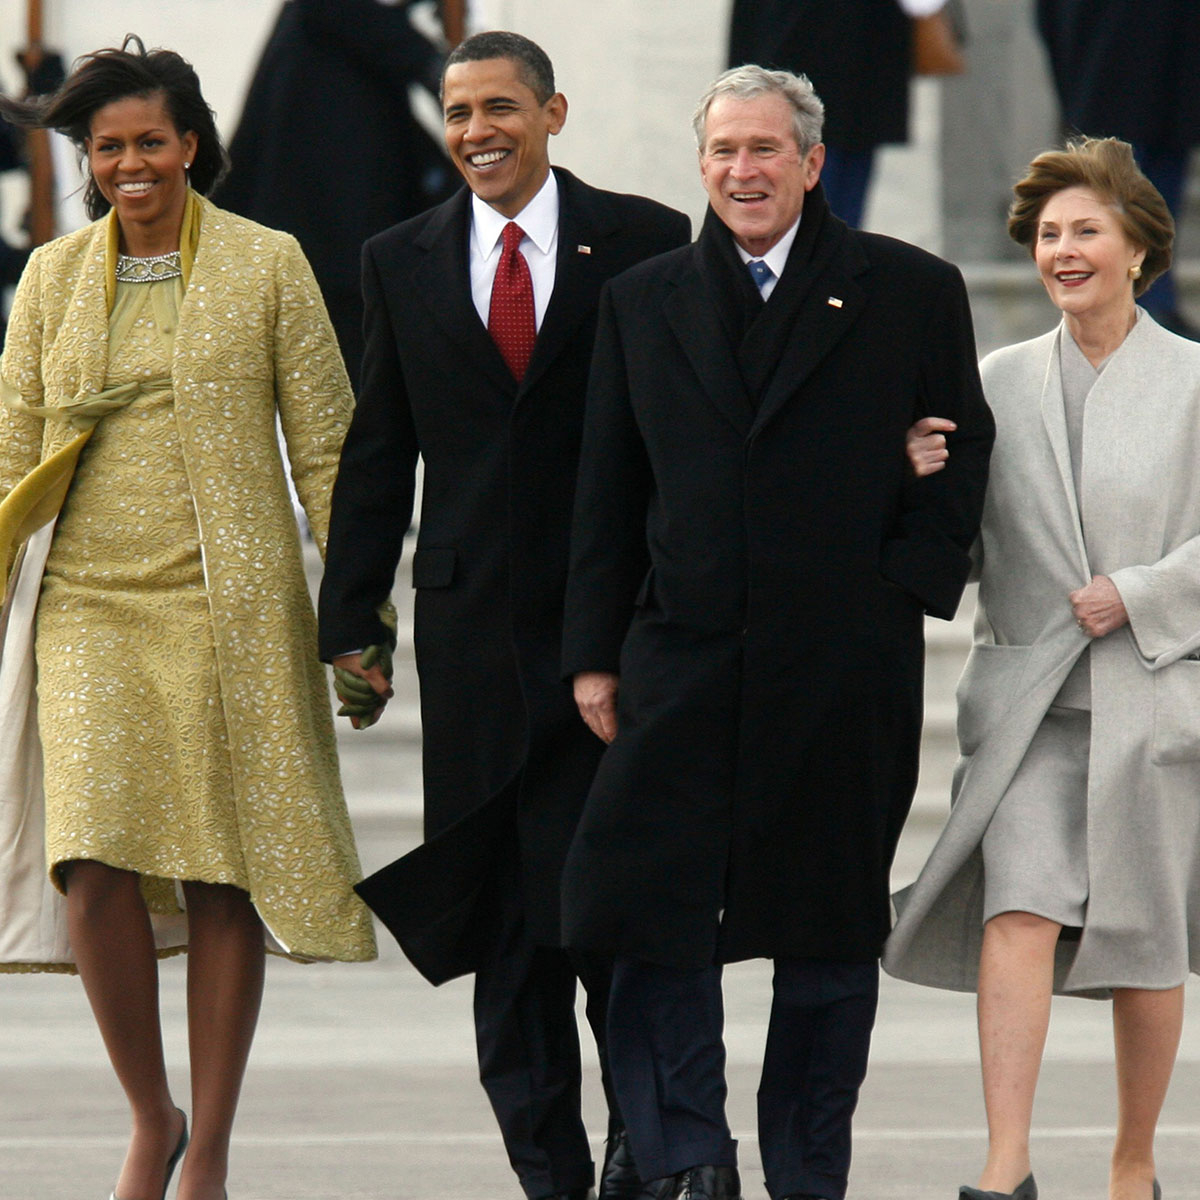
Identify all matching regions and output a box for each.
[412,189,517,398]
[1039,324,1091,577]
[521,169,618,393]
[750,198,867,435]
[663,248,756,435]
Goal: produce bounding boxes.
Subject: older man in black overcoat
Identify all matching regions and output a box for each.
[317,29,689,1200]
[561,66,993,1200]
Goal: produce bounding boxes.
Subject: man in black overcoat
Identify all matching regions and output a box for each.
[317,30,690,1200]
[561,66,993,1200]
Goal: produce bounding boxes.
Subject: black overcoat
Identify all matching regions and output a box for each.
[561,193,994,969]
[1036,0,1200,151]
[318,169,690,970]
[728,0,912,151]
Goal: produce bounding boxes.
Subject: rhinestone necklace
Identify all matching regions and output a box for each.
[115,250,183,283]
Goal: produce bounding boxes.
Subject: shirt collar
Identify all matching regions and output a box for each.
[471,170,560,258]
[734,214,801,280]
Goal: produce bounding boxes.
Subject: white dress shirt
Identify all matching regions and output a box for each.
[735,216,800,302]
[470,171,559,330]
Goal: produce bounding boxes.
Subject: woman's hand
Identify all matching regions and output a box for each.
[1069,575,1129,638]
[905,416,956,477]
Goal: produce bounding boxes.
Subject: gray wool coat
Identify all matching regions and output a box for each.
[883,312,1200,997]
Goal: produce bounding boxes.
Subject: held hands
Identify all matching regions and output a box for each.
[1069,575,1129,639]
[905,417,956,477]
[574,671,619,744]
[333,643,395,729]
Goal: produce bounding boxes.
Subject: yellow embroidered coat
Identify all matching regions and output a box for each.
[0,196,376,964]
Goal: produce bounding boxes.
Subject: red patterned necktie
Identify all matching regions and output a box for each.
[488,221,537,381]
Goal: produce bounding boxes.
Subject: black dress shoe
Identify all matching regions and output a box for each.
[639,1165,739,1200]
[599,1125,642,1200]
[540,1190,593,1200]
[678,1165,741,1200]
[959,1175,1037,1200]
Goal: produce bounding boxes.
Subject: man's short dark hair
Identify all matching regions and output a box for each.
[442,31,556,105]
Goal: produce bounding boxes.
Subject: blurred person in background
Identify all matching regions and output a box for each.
[214,0,459,385]
[1037,0,1200,339]
[728,0,961,229]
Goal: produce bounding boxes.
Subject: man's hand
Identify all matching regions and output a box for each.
[1069,575,1129,638]
[905,416,956,477]
[574,671,619,744]
[332,644,395,730]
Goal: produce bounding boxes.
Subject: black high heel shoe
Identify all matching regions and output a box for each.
[109,1108,188,1200]
[958,1175,1037,1200]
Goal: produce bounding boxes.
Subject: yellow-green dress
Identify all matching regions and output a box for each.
[39,262,251,913]
[2,198,375,967]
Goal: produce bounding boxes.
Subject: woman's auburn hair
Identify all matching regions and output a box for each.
[1007,136,1174,298]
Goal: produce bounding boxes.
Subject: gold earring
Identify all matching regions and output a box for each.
[1129,263,1143,280]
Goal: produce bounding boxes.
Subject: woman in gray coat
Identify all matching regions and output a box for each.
[887,138,1198,1200]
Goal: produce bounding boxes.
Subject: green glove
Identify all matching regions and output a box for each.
[360,641,394,680]
[332,643,394,727]
[376,598,399,645]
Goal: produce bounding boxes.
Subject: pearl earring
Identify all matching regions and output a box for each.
[1129,263,1143,280]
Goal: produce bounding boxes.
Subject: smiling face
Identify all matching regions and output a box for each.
[699,91,824,258]
[1034,186,1146,324]
[442,56,567,218]
[86,91,197,254]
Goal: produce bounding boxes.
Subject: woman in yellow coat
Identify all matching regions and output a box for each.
[0,39,374,1200]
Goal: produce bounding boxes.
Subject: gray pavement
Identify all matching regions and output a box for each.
[6,784,1200,1199]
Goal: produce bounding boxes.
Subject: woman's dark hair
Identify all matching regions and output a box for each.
[1007,137,1173,298]
[0,35,228,219]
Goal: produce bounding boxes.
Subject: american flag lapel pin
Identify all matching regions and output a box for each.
[577,244,592,255]
[827,296,843,308]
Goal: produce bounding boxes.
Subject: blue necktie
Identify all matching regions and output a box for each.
[747,258,774,296]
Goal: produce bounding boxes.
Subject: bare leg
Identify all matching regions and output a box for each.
[63,859,186,1200]
[176,881,264,1200]
[975,910,1062,1190]
[1109,985,1184,1200]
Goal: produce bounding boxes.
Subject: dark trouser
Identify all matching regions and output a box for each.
[474,858,617,1200]
[819,144,876,229]
[607,956,879,1200]
[1133,144,1189,316]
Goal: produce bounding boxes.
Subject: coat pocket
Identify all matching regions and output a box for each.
[411,546,457,589]
[955,643,1032,756]
[1152,657,1200,764]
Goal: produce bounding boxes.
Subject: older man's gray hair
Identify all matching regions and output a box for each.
[692,65,825,153]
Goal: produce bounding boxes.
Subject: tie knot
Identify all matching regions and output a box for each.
[502,222,526,252]
[747,258,774,291]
